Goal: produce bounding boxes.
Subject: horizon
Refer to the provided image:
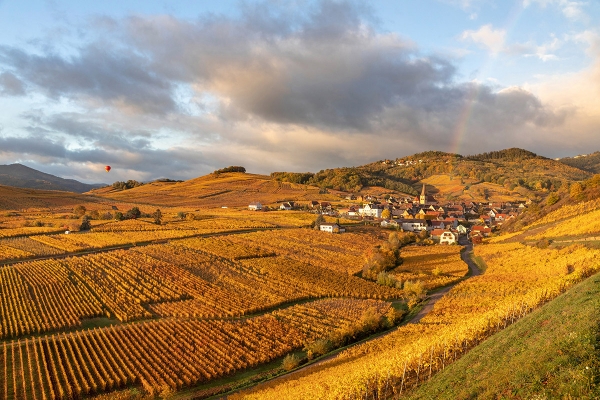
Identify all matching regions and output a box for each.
[0,0,599,183]
[2,145,595,185]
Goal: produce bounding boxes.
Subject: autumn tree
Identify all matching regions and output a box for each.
[79,215,92,231]
[152,209,162,225]
[381,209,391,220]
[73,205,86,217]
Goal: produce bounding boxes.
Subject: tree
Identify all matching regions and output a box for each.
[125,207,141,220]
[177,211,186,220]
[152,209,162,225]
[114,211,124,221]
[79,215,92,231]
[381,209,391,220]
[313,214,326,230]
[570,182,584,200]
[73,205,86,217]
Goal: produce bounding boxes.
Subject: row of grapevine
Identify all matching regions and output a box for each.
[0,260,103,339]
[236,242,600,399]
[0,300,386,398]
[392,245,468,289]
[235,230,372,275]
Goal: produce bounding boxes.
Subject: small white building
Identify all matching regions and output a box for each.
[279,202,293,210]
[319,223,346,233]
[380,220,399,228]
[440,231,457,245]
[248,202,263,211]
[400,219,430,232]
[359,203,384,218]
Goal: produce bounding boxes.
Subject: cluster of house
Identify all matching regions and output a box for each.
[248,184,526,242]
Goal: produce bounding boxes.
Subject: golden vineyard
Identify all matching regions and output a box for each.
[0,182,599,399]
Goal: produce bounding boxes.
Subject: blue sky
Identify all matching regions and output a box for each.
[0,0,599,182]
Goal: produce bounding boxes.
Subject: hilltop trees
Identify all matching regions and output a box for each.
[214,166,246,174]
[112,180,144,190]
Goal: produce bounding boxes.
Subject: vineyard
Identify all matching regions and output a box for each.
[236,241,600,399]
[0,298,393,398]
[391,245,468,289]
[2,177,597,400]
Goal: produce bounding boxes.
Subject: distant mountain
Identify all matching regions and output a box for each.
[0,163,105,193]
[559,151,600,174]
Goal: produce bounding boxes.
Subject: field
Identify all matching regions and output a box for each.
[1,177,599,399]
[236,239,600,399]
[1,199,435,399]
[391,245,468,289]
[89,173,344,208]
[419,174,529,202]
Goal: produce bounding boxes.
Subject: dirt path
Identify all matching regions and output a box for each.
[411,237,480,324]
[218,237,483,399]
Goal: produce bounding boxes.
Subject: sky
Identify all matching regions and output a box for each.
[0,0,599,182]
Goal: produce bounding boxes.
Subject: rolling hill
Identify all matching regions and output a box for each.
[89,172,346,208]
[88,147,595,206]
[0,163,104,193]
[271,148,592,202]
[559,151,600,174]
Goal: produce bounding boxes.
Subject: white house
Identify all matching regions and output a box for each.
[279,202,293,210]
[381,220,399,228]
[319,223,346,233]
[439,231,457,245]
[359,203,384,218]
[399,219,430,232]
[248,202,262,211]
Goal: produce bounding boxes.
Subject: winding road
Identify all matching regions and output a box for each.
[411,237,481,323]
[217,237,484,399]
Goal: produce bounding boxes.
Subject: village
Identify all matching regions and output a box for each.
[248,184,527,244]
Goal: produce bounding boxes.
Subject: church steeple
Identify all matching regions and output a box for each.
[420,184,427,205]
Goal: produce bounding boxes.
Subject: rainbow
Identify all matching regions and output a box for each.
[449,3,526,156]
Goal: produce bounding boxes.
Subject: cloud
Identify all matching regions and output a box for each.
[0,0,593,181]
[460,24,506,54]
[523,0,589,21]
[0,44,176,114]
[0,71,26,96]
[505,35,561,61]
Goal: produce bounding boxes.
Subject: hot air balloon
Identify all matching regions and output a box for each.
[105,166,111,173]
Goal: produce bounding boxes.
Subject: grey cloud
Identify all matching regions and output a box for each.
[0,71,26,96]
[0,132,213,181]
[0,0,582,181]
[0,44,175,114]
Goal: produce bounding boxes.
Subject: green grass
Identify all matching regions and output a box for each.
[406,274,600,399]
[470,254,488,272]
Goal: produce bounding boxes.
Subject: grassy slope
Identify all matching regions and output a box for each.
[407,273,600,400]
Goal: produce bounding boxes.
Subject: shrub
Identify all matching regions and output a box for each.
[304,339,331,358]
[282,354,301,371]
[376,271,399,287]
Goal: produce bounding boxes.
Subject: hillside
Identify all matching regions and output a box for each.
[0,184,100,211]
[407,272,600,399]
[90,172,346,207]
[0,163,104,193]
[559,151,600,174]
[272,148,592,202]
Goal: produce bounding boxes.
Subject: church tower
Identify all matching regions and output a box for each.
[420,184,427,205]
